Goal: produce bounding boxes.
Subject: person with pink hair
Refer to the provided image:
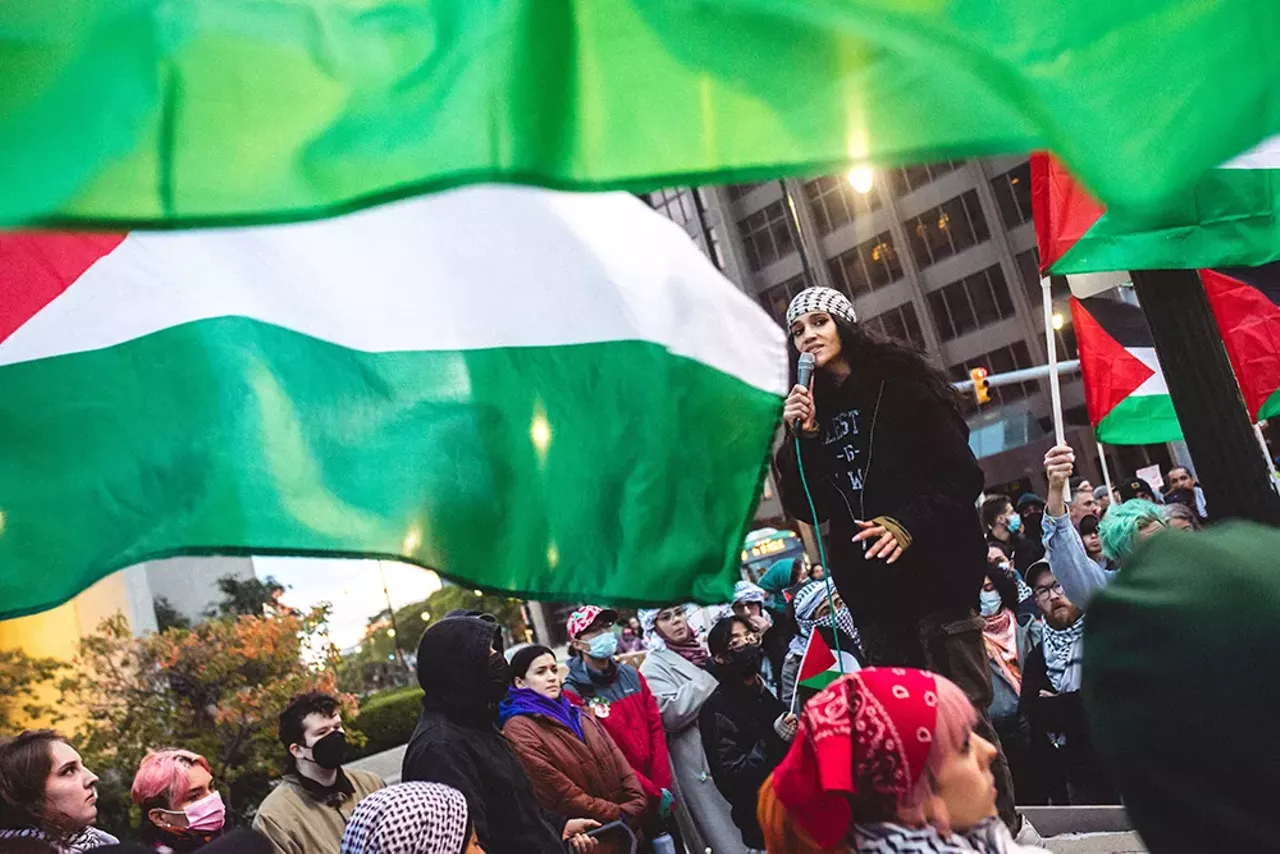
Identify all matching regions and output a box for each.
[130,749,225,852]
[758,669,1049,853]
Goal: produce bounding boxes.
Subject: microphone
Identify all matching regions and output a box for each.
[794,352,816,431]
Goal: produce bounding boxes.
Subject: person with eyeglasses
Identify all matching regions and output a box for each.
[1017,560,1117,806]
[698,616,796,853]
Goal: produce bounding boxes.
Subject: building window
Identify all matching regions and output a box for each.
[904,189,991,269]
[827,232,903,298]
[950,341,1038,413]
[648,188,697,227]
[802,176,881,236]
[758,275,807,327]
[889,161,963,197]
[927,265,1015,342]
[990,161,1033,228]
[863,302,927,350]
[738,201,796,271]
[727,183,766,201]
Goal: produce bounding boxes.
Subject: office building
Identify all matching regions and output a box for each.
[649,159,1173,497]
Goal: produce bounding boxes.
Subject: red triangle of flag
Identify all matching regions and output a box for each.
[797,629,836,684]
[1202,268,1280,421]
[1031,153,1106,274]
[0,232,126,345]
[1070,296,1155,426]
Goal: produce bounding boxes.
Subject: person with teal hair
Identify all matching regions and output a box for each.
[1098,499,1165,565]
[757,558,803,616]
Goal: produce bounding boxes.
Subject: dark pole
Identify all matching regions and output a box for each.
[778,180,819,289]
[1129,269,1280,524]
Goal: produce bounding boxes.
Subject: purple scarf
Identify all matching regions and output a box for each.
[499,687,585,741]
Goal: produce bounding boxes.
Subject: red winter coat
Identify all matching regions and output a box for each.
[563,657,673,803]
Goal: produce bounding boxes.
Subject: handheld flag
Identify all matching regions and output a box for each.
[796,630,861,695]
[1032,147,1280,274]
[1071,296,1182,444]
[1202,265,1280,422]
[0,187,786,619]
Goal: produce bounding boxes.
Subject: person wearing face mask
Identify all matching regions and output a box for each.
[778,581,863,713]
[252,692,384,854]
[130,750,225,852]
[978,569,1039,806]
[699,616,797,852]
[982,494,1041,574]
[402,616,600,854]
[560,607,675,840]
[0,730,118,852]
[730,582,790,696]
[503,646,648,854]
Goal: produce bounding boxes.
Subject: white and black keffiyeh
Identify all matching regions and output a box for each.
[790,580,862,657]
[852,817,1047,853]
[785,286,858,326]
[1042,616,1085,694]
[341,782,469,854]
[0,826,119,853]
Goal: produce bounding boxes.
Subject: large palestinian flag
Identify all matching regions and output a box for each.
[0,187,786,620]
[1202,265,1280,422]
[2,0,1278,227]
[1032,142,1280,274]
[1071,296,1182,444]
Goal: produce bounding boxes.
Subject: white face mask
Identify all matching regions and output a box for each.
[979,589,1004,616]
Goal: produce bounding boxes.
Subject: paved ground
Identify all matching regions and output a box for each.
[349,745,1146,853]
[349,743,407,785]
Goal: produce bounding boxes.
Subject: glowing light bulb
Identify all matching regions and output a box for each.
[1052,312,1065,331]
[846,166,874,194]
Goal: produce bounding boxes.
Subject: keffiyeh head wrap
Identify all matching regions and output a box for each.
[733,581,768,605]
[786,287,858,327]
[639,604,709,665]
[790,580,860,657]
[341,782,470,854]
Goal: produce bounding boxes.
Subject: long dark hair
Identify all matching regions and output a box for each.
[0,730,62,832]
[786,315,960,415]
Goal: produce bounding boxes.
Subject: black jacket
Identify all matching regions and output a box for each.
[697,678,790,849]
[775,375,987,632]
[401,617,565,854]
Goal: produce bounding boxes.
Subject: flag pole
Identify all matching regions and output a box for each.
[1043,276,1069,501]
[1253,423,1278,480]
[1096,441,1115,503]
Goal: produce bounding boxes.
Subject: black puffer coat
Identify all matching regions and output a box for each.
[774,374,987,635]
[401,617,565,854]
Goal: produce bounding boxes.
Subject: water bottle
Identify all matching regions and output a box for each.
[651,833,677,854]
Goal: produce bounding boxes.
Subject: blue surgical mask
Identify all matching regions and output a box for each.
[1006,514,1023,534]
[586,632,619,659]
[979,589,1004,617]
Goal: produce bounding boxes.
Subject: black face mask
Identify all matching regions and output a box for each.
[722,642,765,677]
[486,653,511,702]
[308,730,348,770]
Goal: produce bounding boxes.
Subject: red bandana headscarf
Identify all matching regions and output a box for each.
[771,668,941,849]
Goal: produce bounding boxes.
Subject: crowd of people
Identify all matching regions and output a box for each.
[0,286,1264,853]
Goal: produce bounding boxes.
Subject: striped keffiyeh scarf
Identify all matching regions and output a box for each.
[1042,616,1085,693]
[0,826,119,853]
[341,782,470,854]
[853,817,1046,852]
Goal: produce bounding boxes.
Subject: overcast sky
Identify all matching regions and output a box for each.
[254,556,442,650]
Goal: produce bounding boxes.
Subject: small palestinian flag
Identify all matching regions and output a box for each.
[1032,143,1280,274]
[1071,296,1183,444]
[1202,264,1280,422]
[796,630,861,693]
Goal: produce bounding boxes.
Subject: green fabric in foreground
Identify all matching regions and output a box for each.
[1094,391,1182,445]
[0,320,780,618]
[1,0,1278,227]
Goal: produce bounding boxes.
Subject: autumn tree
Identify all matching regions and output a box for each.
[206,574,288,618]
[59,606,359,836]
[0,648,63,733]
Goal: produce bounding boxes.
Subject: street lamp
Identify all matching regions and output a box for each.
[420,611,431,622]
[1052,312,1065,331]
[846,166,874,194]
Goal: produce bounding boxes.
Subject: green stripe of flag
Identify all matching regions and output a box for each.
[1095,393,1183,445]
[3,0,1279,227]
[0,318,780,619]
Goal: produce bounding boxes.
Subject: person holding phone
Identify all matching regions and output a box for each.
[773,287,1017,831]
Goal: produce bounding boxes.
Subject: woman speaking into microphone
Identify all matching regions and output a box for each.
[772,287,1017,829]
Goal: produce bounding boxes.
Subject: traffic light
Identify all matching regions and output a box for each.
[969,366,991,404]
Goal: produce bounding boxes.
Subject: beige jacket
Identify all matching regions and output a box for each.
[252,769,385,854]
